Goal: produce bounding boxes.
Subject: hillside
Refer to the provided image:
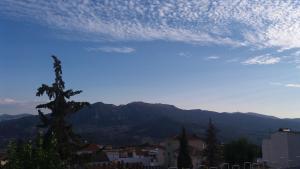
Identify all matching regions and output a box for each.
[0,114,31,122]
[1,102,300,147]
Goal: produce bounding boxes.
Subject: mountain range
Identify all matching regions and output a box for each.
[0,114,30,122]
[1,102,300,148]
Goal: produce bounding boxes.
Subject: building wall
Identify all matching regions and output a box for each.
[104,147,164,167]
[287,133,300,168]
[148,148,165,166]
[189,139,205,168]
[106,150,119,161]
[262,131,300,169]
[162,139,178,168]
[262,139,271,166]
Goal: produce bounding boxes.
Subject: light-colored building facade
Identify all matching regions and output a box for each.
[104,146,165,167]
[262,129,300,169]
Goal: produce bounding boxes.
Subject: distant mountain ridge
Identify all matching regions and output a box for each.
[0,113,31,122]
[243,112,279,119]
[0,102,300,148]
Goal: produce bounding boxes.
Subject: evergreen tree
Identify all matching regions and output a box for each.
[177,127,193,169]
[35,56,89,162]
[203,118,223,167]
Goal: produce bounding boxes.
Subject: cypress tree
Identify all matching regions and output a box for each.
[203,118,223,167]
[35,56,89,162]
[177,127,193,169]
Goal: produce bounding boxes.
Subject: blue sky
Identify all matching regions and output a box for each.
[1,0,300,118]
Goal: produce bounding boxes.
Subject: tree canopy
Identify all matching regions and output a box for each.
[202,118,223,167]
[224,138,261,166]
[35,56,89,162]
[3,134,64,169]
[177,127,193,169]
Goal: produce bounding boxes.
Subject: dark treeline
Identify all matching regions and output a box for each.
[224,138,261,166]
[177,119,261,169]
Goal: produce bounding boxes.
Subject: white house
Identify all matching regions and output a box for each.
[104,145,165,167]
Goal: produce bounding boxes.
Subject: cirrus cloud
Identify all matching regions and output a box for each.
[1,0,300,50]
[86,46,135,53]
[206,56,220,60]
[285,84,300,88]
[242,54,281,65]
[270,82,300,89]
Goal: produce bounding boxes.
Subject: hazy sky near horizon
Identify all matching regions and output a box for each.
[1,0,300,118]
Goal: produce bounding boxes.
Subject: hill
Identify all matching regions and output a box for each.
[1,102,300,148]
[0,114,31,122]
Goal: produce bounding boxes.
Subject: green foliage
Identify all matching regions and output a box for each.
[36,56,89,161]
[177,127,193,169]
[3,56,90,168]
[4,134,65,169]
[224,138,261,165]
[202,118,223,167]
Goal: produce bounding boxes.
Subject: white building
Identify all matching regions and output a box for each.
[104,146,165,167]
[262,128,300,169]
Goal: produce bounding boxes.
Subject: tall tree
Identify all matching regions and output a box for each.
[35,56,89,162]
[203,118,223,167]
[177,127,193,169]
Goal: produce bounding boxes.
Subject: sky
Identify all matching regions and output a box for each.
[1,0,300,118]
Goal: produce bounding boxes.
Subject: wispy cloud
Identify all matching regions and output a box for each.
[269,82,300,88]
[285,84,300,88]
[226,58,240,63]
[288,50,300,64]
[2,0,300,49]
[0,98,41,115]
[86,46,135,53]
[242,54,281,65]
[206,56,220,60]
[293,50,300,56]
[178,52,191,58]
[0,98,17,104]
[269,82,283,86]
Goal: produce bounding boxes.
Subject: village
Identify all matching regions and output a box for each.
[2,128,299,169]
[1,55,300,169]
[67,128,300,169]
[2,1,300,168]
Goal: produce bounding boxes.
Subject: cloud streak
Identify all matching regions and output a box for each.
[206,56,220,60]
[0,98,17,104]
[1,0,300,49]
[86,46,135,53]
[270,82,300,88]
[0,98,41,115]
[178,52,191,58]
[285,84,300,88]
[243,54,281,65]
